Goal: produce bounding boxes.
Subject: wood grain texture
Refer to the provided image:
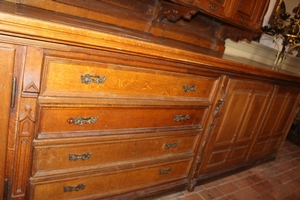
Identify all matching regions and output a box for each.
[0,1,299,199]
[0,44,15,199]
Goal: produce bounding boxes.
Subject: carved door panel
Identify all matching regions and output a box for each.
[0,43,15,198]
[229,0,269,30]
[195,0,231,17]
[199,78,273,174]
[250,86,300,158]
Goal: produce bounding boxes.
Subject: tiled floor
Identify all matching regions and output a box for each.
[157,140,300,200]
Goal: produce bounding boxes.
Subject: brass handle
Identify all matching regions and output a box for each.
[209,3,218,11]
[239,18,246,23]
[69,152,92,161]
[67,116,99,125]
[174,115,190,122]
[183,85,198,92]
[10,77,17,108]
[159,168,172,175]
[63,184,86,192]
[165,141,180,149]
[81,74,107,84]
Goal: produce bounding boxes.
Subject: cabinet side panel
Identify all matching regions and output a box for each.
[0,46,15,197]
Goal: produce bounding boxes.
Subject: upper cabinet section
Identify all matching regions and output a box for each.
[3,0,270,52]
[229,0,270,30]
[194,0,232,18]
[170,0,270,31]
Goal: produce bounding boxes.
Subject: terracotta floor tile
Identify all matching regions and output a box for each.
[217,182,239,194]
[287,188,300,199]
[234,170,253,179]
[279,181,298,194]
[250,180,272,194]
[229,187,258,199]
[202,180,222,189]
[281,196,297,200]
[177,193,203,200]
[259,168,279,179]
[219,175,237,184]
[275,171,296,184]
[233,177,254,189]
[198,187,224,200]
[246,173,265,184]
[217,195,238,200]
[264,187,287,199]
[159,192,184,199]
[266,177,284,188]
[254,193,277,200]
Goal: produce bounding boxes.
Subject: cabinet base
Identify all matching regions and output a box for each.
[195,153,277,186]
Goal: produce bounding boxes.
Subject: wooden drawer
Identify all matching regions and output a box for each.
[40,56,218,101]
[37,105,205,138]
[30,160,192,200]
[32,132,198,176]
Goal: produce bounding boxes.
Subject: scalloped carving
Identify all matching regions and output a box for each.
[156,3,197,22]
[217,26,260,42]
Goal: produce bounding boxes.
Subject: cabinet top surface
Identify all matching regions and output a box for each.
[0,1,299,84]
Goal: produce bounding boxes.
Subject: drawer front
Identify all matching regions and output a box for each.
[40,56,218,101]
[38,106,205,137]
[31,160,192,200]
[32,133,198,176]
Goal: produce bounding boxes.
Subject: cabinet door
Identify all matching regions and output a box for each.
[199,78,273,173]
[229,0,269,30]
[195,0,231,17]
[250,86,300,158]
[0,44,15,197]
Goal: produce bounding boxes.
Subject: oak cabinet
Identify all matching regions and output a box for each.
[198,78,274,174]
[1,1,300,199]
[170,0,269,31]
[194,0,231,17]
[229,0,270,30]
[249,86,300,159]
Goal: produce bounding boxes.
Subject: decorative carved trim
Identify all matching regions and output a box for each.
[156,3,197,23]
[217,26,261,42]
[24,81,39,93]
[18,105,35,136]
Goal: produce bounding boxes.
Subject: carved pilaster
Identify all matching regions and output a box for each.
[12,98,36,199]
[187,178,197,192]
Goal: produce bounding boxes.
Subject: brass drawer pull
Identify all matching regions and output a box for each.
[63,184,86,192]
[174,115,190,122]
[159,168,172,175]
[81,74,107,84]
[69,152,92,161]
[209,3,218,11]
[239,18,246,23]
[183,85,198,92]
[165,141,180,149]
[67,116,99,125]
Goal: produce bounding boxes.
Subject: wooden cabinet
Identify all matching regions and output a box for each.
[249,85,300,158]
[194,0,231,17]
[198,78,274,174]
[0,1,300,199]
[170,0,269,31]
[229,0,270,30]
[9,45,218,199]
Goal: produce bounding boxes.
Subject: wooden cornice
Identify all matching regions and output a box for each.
[0,1,299,84]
